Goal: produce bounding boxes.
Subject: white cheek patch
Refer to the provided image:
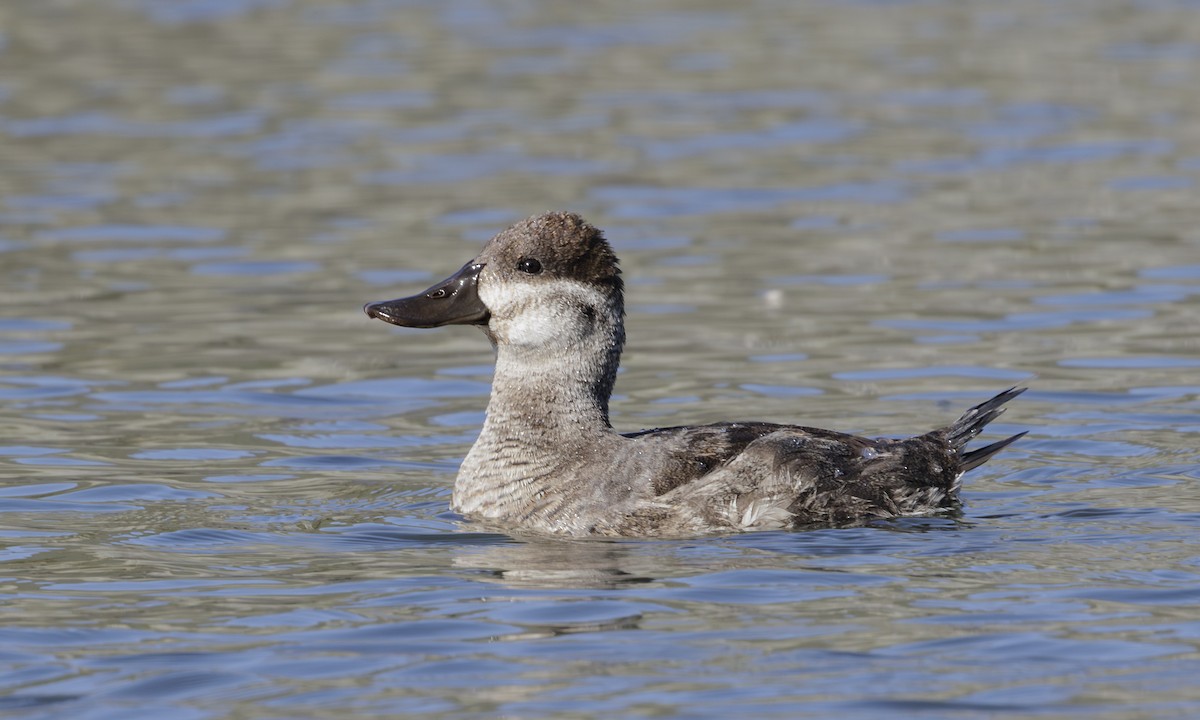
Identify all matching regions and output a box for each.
[507,307,564,347]
[479,277,609,348]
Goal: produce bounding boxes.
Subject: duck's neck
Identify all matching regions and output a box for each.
[481,322,624,442]
[454,292,626,520]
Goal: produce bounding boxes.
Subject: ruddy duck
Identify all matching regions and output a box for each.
[365,212,1025,537]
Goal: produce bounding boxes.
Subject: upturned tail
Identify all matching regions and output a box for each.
[945,386,1028,472]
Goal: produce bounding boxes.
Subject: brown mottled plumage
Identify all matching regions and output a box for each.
[365,212,1026,537]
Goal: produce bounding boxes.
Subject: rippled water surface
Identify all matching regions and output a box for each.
[4,1,1200,717]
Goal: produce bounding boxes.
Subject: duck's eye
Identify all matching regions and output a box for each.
[517,257,542,274]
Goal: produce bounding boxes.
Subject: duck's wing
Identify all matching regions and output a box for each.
[617,422,856,533]
[627,422,946,528]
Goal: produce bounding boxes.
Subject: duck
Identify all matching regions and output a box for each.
[364,211,1026,537]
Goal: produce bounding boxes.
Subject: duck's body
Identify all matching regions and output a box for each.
[366,212,1025,537]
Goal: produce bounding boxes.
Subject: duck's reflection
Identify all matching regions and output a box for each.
[451,535,667,589]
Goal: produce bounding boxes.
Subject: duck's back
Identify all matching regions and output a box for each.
[616,422,960,535]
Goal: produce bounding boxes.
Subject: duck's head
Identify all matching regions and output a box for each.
[365,212,624,353]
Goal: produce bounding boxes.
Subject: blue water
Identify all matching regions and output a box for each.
[3,1,1200,717]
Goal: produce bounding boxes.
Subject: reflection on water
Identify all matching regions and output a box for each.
[3,0,1200,717]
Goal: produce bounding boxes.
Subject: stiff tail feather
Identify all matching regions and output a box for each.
[945,386,1028,472]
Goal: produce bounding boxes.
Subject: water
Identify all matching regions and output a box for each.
[3,0,1200,717]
